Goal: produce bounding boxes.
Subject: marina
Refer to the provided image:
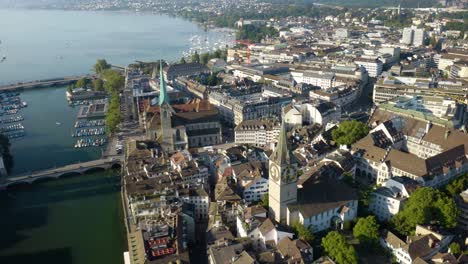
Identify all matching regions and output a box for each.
[0,115,23,124]
[0,123,24,133]
[74,119,106,128]
[0,91,27,140]
[72,127,106,137]
[69,98,108,106]
[74,137,107,148]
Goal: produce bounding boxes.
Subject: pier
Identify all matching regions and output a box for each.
[0,155,123,190]
[0,75,94,92]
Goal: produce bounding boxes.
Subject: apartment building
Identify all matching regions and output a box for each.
[234,119,280,147]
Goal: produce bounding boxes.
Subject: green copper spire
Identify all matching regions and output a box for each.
[158,60,170,106]
[270,120,290,166]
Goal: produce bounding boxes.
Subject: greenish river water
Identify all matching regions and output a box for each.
[0,170,126,264]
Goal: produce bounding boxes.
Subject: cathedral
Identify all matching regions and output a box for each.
[144,62,222,152]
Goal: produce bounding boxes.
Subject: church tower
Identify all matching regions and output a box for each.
[268,121,298,224]
[158,61,174,153]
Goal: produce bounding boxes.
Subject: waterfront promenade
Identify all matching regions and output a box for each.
[0,75,93,92]
[0,155,123,190]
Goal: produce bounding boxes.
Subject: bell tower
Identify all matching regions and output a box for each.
[158,60,174,153]
[268,121,298,224]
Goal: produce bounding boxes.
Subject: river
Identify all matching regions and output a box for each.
[0,8,234,264]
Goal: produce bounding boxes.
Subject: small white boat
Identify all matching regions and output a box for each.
[56,122,61,126]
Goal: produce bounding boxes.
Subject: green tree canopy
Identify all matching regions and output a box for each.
[180,57,187,64]
[200,52,210,65]
[75,77,91,89]
[292,221,314,243]
[332,120,369,146]
[191,52,200,64]
[353,216,380,245]
[391,187,459,236]
[102,70,124,94]
[444,173,468,197]
[321,231,358,264]
[236,24,279,42]
[93,59,111,75]
[106,92,121,135]
[449,242,461,256]
[92,79,104,92]
[261,193,268,209]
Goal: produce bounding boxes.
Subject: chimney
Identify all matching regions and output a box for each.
[428,237,435,248]
[445,129,450,139]
[425,121,431,134]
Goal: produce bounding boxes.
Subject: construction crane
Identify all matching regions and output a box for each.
[235,40,253,64]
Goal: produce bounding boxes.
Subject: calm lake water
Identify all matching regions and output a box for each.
[0,9,234,264]
[0,9,233,84]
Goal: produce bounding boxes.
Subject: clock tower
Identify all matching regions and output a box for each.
[268,121,297,224]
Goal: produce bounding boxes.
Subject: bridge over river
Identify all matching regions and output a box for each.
[0,156,123,190]
[0,75,94,92]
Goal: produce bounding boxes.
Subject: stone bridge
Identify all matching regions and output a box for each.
[0,156,123,190]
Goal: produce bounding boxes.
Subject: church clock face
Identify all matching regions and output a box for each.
[270,165,280,182]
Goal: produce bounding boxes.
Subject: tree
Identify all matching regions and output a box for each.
[236,24,279,42]
[75,77,90,89]
[261,193,268,209]
[322,231,358,264]
[106,92,121,135]
[391,187,459,236]
[444,173,468,197]
[430,34,437,48]
[200,52,210,65]
[92,79,104,92]
[449,242,461,256]
[191,51,200,64]
[353,216,380,245]
[332,120,369,146]
[93,59,110,75]
[102,70,124,94]
[180,57,186,64]
[292,221,314,243]
[0,134,13,173]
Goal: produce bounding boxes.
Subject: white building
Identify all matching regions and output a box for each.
[352,107,468,187]
[402,27,414,45]
[389,95,458,119]
[355,58,383,77]
[181,187,210,220]
[369,177,419,221]
[381,225,454,264]
[401,27,425,47]
[334,28,349,40]
[291,71,336,88]
[234,119,280,147]
[301,101,341,126]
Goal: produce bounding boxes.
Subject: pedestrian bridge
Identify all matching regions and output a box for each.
[0,156,123,190]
